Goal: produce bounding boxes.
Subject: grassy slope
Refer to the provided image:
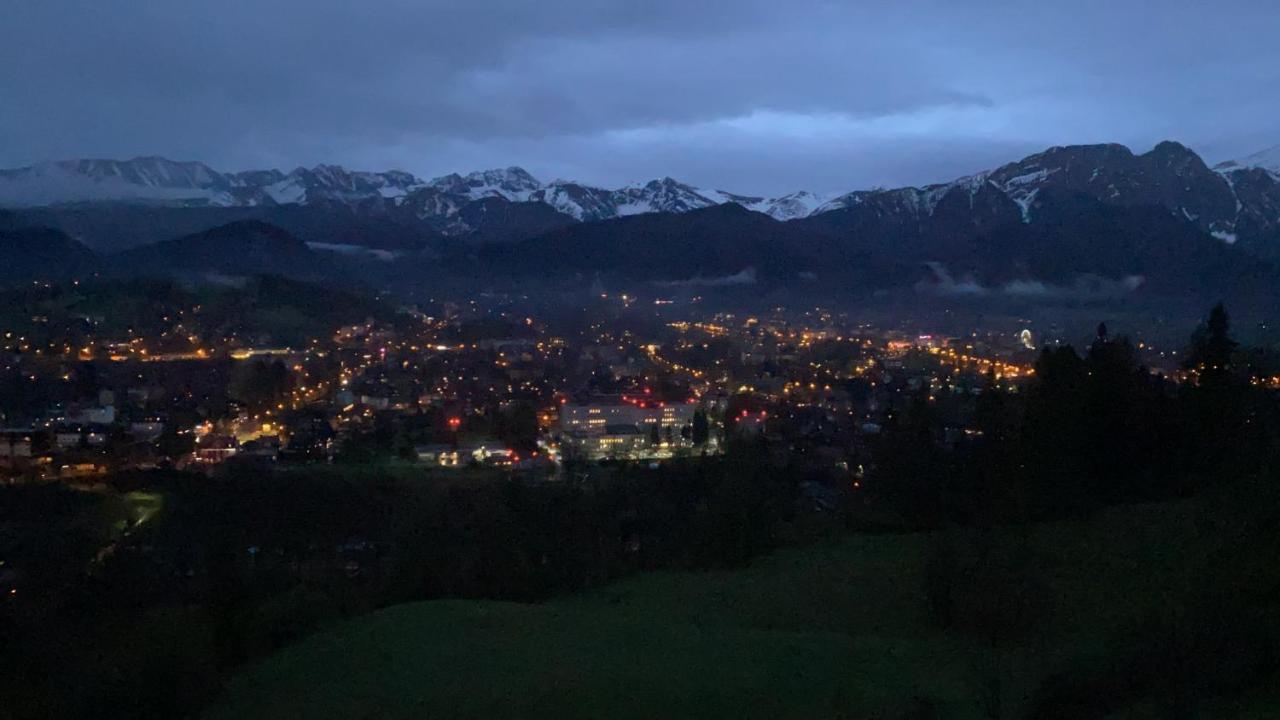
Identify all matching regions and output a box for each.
[209,479,1280,719]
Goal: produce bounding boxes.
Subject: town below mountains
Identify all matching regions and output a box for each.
[6,145,1280,720]
[3,140,1280,319]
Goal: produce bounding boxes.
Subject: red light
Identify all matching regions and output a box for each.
[644,387,651,395]
[447,417,461,429]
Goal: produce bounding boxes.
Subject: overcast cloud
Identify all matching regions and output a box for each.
[2,0,1277,195]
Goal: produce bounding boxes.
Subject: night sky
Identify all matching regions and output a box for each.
[3,0,1278,194]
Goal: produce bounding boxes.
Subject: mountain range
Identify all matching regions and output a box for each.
[2,141,1279,255]
[2,140,1280,313]
[0,157,826,236]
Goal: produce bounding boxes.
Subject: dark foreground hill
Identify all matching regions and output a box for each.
[208,478,1280,720]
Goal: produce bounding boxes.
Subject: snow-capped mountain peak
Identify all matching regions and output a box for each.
[69,156,224,188]
[770,190,831,217]
[527,181,615,221]
[5,140,1280,257]
[6,141,1276,245]
[260,165,422,205]
[427,166,543,202]
[612,177,716,216]
[0,154,837,229]
[0,156,238,206]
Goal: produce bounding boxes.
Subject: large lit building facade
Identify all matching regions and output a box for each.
[558,397,704,461]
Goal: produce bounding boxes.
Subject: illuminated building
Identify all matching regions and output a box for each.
[560,425,649,461]
[416,439,514,468]
[558,397,698,437]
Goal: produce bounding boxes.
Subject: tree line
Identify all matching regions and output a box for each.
[869,304,1279,529]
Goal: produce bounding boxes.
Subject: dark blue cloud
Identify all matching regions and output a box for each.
[2,0,1277,194]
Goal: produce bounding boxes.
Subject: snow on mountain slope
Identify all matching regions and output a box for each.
[400,187,467,221]
[9,143,1276,250]
[67,156,223,189]
[263,176,307,205]
[614,178,718,216]
[815,181,966,218]
[426,167,542,202]
[279,165,422,204]
[1214,145,1280,176]
[528,181,616,221]
[744,191,832,220]
[1209,145,1280,250]
[680,187,831,220]
[810,141,1274,235]
[0,157,236,206]
[0,157,422,208]
[0,156,828,223]
[517,175,823,222]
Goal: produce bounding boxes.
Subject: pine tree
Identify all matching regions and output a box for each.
[1186,303,1238,384]
[1181,303,1251,486]
[691,409,710,446]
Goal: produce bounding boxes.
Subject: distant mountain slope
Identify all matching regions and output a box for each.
[0,156,247,206]
[1214,145,1280,175]
[0,224,99,284]
[426,167,543,202]
[914,188,1277,300]
[468,203,924,293]
[472,204,831,282]
[8,201,440,253]
[462,185,1278,309]
[441,197,578,246]
[809,141,1280,262]
[0,157,419,208]
[111,220,335,280]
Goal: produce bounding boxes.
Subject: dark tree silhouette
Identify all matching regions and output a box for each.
[691,409,710,446]
[496,401,539,454]
[228,359,293,412]
[872,390,949,529]
[1185,302,1238,384]
[1180,303,1259,486]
